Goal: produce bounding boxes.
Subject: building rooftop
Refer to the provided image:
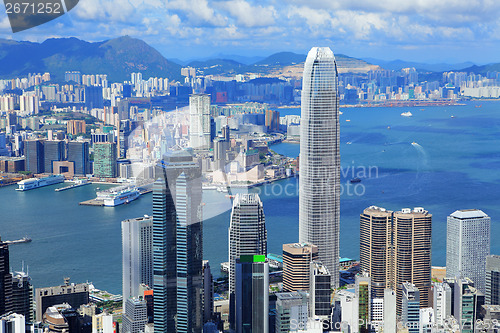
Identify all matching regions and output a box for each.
[450,209,489,219]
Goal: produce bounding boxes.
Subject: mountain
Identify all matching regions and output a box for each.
[187,58,246,75]
[363,58,476,72]
[459,63,500,74]
[254,52,306,66]
[0,36,182,82]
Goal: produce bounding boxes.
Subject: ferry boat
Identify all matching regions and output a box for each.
[350,178,362,183]
[401,111,413,117]
[16,175,65,191]
[98,187,141,207]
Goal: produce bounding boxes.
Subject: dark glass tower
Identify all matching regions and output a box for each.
[153,151,203,333]
[0,237,13,316]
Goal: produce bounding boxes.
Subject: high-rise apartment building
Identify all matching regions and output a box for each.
[299,47,340,286]
[189,94,211,150]
[402,283,420,333]
[25,139,44,174]
[234,255,269,333]
[122,216,153,304]
[282,243,318,292]
[447,209,490,293]
[360,206,432,312]
[67,120,86,136]
[93,142,117,178]
[0,237,13,316]
[486,255,500,305]
[11,270,33,322]
[153,151,203,333]
[44,140,64,174]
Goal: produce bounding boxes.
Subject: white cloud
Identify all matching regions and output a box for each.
[220,0,276,27]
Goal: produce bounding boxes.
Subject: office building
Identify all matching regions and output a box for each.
[0,313,25,333]
[189,94,211,150]
[275,291,308,333]
[67,120,86,136]
[282,243,318,292]
[402,283,420,333]
[299,47,340,286]
[234,255,269,333]
[35,279,89,322]
[0,237,13,316]
[25,139,44,174]
[122,216,153,304]
[433,282,452,325]
[11,270,33,322]
[360,206,432,312]
[228,193,267,294]
[122,298,147,333]
[370,298,384,332]
[44,140,65,174]
[383,289,397,333]
[453,277,485,333]
[67,141,90,176]
[486,255,500,305]
[309,261,332,317]
[419,308,434,333]
[447,209,490,292]
[84,86,104,109]
[356,274,371,333]
[265,109,280,132]
[93,142,116,178]
[92,313,115,333]
[203,261,214,323]
[337,289,358,333]
[153,151,203,333]
[359,206,393,298]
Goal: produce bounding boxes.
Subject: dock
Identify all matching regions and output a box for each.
[55,182,90,192]
[79,199,104,206]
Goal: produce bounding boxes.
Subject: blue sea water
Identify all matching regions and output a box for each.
[1,100,500,294]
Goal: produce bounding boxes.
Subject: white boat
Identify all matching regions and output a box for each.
[401,111,413,117]
[16,175,65,191]
[217,186,229,193]
[97,187,141,207]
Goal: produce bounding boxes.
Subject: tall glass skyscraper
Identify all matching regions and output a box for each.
[299,47,340,287]
[446,209,490,293]
[153,151,203,333]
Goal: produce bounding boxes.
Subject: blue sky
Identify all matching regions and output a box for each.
[0,0,499,64]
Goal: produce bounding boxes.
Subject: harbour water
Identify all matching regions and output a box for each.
[2,100,500,294]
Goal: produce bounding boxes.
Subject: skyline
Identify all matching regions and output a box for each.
[0,0,499,64]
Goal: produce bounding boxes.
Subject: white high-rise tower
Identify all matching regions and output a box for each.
[189,94,211,150]
[299,47,340,287]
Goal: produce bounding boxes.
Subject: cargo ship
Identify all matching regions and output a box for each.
[16,175,65,191]
[97,187,141,207]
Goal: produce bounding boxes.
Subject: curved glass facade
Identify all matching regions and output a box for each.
[299,47,340,287]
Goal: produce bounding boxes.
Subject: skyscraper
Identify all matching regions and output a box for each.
[309,261,332,317]
[299,47,340,286]
[228,193,267,294]
[282,243,318,292]
[234,255,269,333]
[360,206,432,312]
[11,270,33,322]
[67,141,90,176]
[94,142,117,178]
[44,140,64,174]
[486,255,500,305]
[447,209,490,292]
[25,139,44,174]
[402,283,420,333]
[189,94,211,150]
[356,274,371,333]
[153,151,203,333]
[275,291,308,333]
[122,216,153,303]
[0,237,13,316]
[122,298,148,333]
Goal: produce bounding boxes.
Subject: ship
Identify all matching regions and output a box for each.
[97,187,141,207]
[401,111,413,117]
[350,178,362,183]
[16,175,65,191]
